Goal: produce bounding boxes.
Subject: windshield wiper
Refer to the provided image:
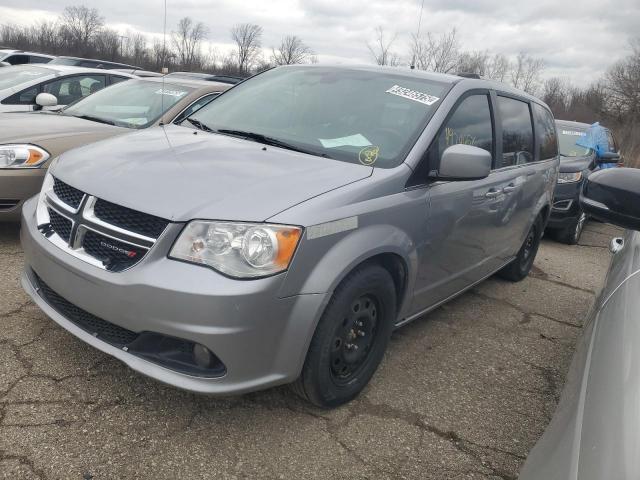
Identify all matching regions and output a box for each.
[185,117,215,133]
[216,129,332,158]
[72,114,117,126]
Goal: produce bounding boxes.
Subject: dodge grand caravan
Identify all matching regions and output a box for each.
[21,65,559,407]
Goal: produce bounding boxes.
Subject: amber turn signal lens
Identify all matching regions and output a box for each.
[275,228,302,267]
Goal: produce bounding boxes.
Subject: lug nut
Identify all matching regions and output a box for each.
[357,330,366,337]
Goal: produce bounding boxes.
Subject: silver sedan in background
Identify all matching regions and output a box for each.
[0,64,135,112]
[520,167,640,479]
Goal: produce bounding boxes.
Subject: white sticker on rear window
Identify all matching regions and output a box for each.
[561,130,586,136]
[318,134,372,149]
[386,85,440,106]
[154,88,187,98]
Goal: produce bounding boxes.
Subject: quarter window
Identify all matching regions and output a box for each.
[532,103,558,160]
[498,96,534,167]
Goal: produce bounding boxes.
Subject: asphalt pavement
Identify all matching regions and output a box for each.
[0,221,619,479]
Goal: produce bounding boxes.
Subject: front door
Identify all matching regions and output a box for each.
[410,92,520,313]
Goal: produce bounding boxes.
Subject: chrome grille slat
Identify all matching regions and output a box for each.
[37,175,166,272]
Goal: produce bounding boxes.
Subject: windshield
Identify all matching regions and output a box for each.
[188,66,450,168]
[63,80,194,129]
[558,128,592,157]
[0,65,50,90]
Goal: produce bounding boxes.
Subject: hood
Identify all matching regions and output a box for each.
[52,125,373,222]
[559,154,593,173]
[0,112,126,144]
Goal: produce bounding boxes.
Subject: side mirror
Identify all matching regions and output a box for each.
[432,144,492,181]
[35,92,58,108]
[597,151,620,163]
[580,167,640,231]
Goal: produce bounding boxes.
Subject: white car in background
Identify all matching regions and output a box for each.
[0,49,55,67]
[0,64,136,113]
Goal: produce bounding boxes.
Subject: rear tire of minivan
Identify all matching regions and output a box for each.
[292,264,396,408]
[498,216,543,282]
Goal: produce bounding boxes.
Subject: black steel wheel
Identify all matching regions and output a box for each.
[292,263,397,408]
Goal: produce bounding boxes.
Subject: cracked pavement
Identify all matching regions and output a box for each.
[0,221,619,479]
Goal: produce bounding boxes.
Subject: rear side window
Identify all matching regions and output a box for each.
[498,96,534,167]
[29,55,51,64]
[532,103,558,160]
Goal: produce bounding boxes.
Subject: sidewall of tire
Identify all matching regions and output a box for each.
[298,264,396,408]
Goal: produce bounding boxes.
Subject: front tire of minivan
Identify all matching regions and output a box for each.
[292,263,396,408]
[498,216,543,282]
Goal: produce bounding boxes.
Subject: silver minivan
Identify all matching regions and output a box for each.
[21,66,559,407]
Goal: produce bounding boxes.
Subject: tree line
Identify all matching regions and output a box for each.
[0,5,315,75]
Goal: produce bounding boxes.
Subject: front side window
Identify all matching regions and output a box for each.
[498,96,534,167]
[188,66,450,168]
[43,74,106,105]
[63,79,195,129]
[433,93,493,164]
[533,103,558,160]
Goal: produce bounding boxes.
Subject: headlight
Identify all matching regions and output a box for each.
[557,172,582,184]
[169,221,302,278]
[0,144,50,168]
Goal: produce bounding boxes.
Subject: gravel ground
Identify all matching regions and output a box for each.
[0,221,619,480]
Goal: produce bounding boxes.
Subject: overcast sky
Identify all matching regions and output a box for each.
[1,0,638,86]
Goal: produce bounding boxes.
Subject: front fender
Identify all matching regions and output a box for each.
[280,223,418,315]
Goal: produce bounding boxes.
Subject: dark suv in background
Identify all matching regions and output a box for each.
[546,119,622,244]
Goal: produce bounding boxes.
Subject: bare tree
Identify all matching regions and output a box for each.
[485,53,510,82]
[231,23,263,74]
[542,77,572,117]
[510,52,545,94]
[456,50,490,75]
[272,35,314,65]
[604,37,640,122]
[172,17,208,70]
[411,28,460,73]
[60,5,104,54]
[367,26,399,66]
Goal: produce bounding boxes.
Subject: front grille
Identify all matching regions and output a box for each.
[34,273,138,347]
[0,199,19,211]
[82,230,148,272]
[53,178,84,209]
[94,199,169,239]
[48,208,72,242]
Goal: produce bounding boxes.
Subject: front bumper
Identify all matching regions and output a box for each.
[20,196,328,394]
[0,168,46,222]
[547,180,583,229]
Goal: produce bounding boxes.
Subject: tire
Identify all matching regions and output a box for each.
[554,211,587,245]
[498,216,543,282]
[292,263,397,408]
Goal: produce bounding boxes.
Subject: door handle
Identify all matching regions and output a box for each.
[485,189,501,198]
[503,184,517,193]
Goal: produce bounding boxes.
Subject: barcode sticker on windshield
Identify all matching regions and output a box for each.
[562,130,586,136]
[154,89,187,98]
[386,85,440,106]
